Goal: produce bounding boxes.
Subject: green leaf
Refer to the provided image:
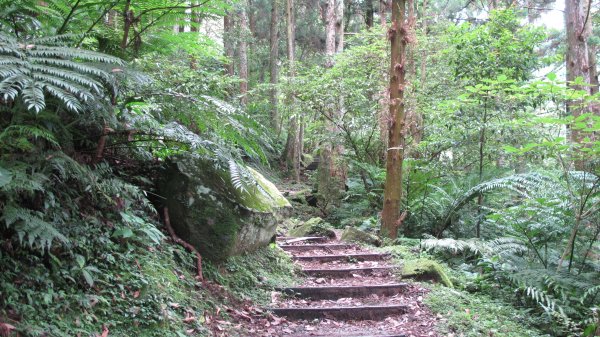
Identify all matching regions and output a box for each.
[113,228,134,239]
[0,167,12,188]
[75,254,85,268]
[546,72,557,81]
[82,269,94,287]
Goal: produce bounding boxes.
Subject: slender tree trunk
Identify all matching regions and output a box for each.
[319,0,346,203]
[325,0,336,67]
[335,0,344,53]
[366,0,374,28]
[381,0,410,239]
[120,0,132,51]
[223,13,235,76]
[191,1,202,32]
[248,0,257,37]
[420,0,427,90]
[565,0,593,167]
[239,1,250,105]
[270,0,280,133]
[282,0,302,181]
[379,0,389,26]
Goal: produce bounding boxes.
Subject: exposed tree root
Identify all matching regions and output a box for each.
[163,207,203,282]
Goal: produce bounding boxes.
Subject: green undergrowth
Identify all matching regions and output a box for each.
[0,233,297,336]
[204,244,299,305]
[378,241,550,336]
[0,237,210,336]
[425,286,551,337]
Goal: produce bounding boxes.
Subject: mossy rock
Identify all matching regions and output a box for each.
[401,258,453,288]
[340,226,382,247]
[288,217,335,238]
[158,155,290,263]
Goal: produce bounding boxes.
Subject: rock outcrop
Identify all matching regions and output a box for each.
[159,155,290,262]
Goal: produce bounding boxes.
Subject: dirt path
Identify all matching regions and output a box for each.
[253,235,441,337]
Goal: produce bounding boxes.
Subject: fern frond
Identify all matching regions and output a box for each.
[0,31,122,113]
[229,159,246,193]
[1,205,69,251]
[22,80,45,113]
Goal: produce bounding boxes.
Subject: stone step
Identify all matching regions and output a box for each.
[279,243,356,251]
[269,304,408,320]
[277,236,329,244]
[293,253,391,263]
[302,266,401,278]
[277,283,408,300]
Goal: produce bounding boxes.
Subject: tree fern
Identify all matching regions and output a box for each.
[0,31,123,113]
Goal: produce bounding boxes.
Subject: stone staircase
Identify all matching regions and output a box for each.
[265,235,435,337]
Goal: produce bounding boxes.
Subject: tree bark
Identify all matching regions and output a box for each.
[191,1,202,32]
[239,1,250,105]
[381,0,410,239]
[366,0,374,28]
[565,0,594,166]
[420,0,427,90]
[319,0,346,203]
[325,0,336,67]
[379,0,389,26]
[281,0,302,181]
[223,13,235,76]
[270,0,280,133]
[120,0,132,51]
[335,0,344,53]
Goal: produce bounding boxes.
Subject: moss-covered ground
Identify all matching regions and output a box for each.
[376,242,551,337]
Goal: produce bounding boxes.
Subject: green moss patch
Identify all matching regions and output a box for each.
[425,286,551,337]
[402,258,454,288]
[288,217,336,238]
[340,226,381,246]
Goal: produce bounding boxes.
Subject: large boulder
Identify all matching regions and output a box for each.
[401,258,454,288]
[288,217,336,238]
[340,226,382,247]
[159,155,290,262]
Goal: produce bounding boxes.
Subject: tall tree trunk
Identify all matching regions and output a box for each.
[565,0,593,164]
[381,0,410,239]
[379,0,389,26]
[191,1,202,32]
[239,1,250,105]
[282,0,302,181]
[270,0,280,133]
[335,0,344,53]
[366,0,374,28]
[325,0,336,67]
[420,0,427,90]
[120,0,132,51]
[248,0,257,37]
[319,0,346,205]
[223,13,235,76]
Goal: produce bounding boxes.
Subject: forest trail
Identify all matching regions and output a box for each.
[255,235,440,337]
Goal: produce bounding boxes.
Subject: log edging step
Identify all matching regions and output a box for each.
[277,236,329,244]
[293,253,391,262]
[269,304,409,320]
[277,283,408,300]
[302,265,402,278]
[279,243,356,251]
